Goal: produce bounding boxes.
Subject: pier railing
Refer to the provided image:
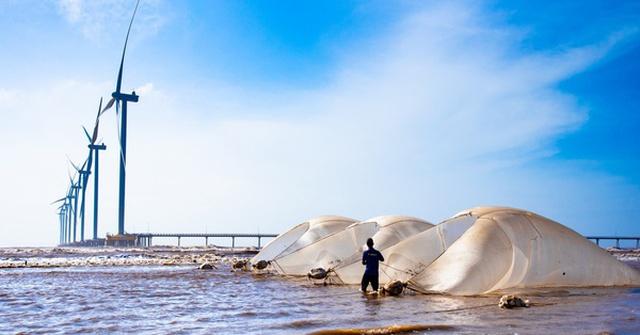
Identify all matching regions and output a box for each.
[62,234,640,249]
[133,233,278,248]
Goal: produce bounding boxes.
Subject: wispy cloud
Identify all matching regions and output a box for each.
[55,0,168,42]
[0,89,19,104]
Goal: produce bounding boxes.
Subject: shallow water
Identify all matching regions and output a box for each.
[1,265,639,334]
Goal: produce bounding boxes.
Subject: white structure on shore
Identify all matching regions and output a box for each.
[253,207,640,295]
[405,207,640,295]
[375,212,477,284]
[253,215,432,277]
[331,216,433,284]
[251,215,357,273]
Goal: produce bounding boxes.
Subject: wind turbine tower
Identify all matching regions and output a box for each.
[111,0,140,236]
[72,182,80,242]
[57,207,64,244]
[86,98,107,240]
[66,200,72,244]
[90,142,106,239]
[78,163,89,242]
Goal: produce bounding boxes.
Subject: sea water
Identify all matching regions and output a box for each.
[1,263,639,334]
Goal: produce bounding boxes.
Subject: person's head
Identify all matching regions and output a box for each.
[366,238,374,249]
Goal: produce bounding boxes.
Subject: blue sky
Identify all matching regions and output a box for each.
[0,0,639,246]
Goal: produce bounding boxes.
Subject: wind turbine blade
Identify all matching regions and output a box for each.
[67,157,80,172]
[85,148,94,168]
[82,126,92,143]
[100,97,115,116]
[96,97,103,119]
[81,157,88,171]
[115,0,140,94]
[92,98,103,143]
[91,120,100,144]
[51,197,66,205]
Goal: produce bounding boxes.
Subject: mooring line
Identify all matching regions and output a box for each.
[299,290,362,301]
[424,303,496,314]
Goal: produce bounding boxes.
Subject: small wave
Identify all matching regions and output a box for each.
[236,311,258,317]
[307,324,456,335]
[273,319,326,329]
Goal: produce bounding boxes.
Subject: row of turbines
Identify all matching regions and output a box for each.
[52,1,141,246]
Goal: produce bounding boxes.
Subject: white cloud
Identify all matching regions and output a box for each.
[135,82,153,95]
[57,0,82,23]
[54,0,168,42]
[0,89,20,106]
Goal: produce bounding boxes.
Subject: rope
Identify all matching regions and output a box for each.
[423,301,556,314]
[379,264,393,279]
[380,262,418,276]
[423,303,496,314]
[404,281,433,295]
[298,290,362,301]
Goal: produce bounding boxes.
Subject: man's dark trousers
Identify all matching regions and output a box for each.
[361,271,379,291]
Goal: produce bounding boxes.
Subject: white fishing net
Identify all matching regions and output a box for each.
[251,216,357,268]
[411,207,640,295]
[271,216,433,279]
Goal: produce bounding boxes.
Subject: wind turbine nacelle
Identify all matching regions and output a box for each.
[88,144,107,150]
[112,91,139,103]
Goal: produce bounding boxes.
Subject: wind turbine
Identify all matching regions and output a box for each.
[51,195,71,244]
[66,165,82,243]
[58,185,73,244]
[84,98,108,240]
[65,198,71,244]
[58,204,66,244]
[66,200,72,243]
[103,0,141,236]
[76,158,90,242]
[62,204,69,244]
[57,205,66,245]
[52,197,65,244]
[76,109,107,243]
[69,160,87,242]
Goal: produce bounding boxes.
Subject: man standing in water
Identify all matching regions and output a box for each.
[361,238,384,293]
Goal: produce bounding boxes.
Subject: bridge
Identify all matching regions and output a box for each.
[133,233,278,248]
[66,234,640,249]
[133,234,638,249]
[585,236,640,249]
